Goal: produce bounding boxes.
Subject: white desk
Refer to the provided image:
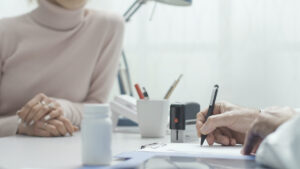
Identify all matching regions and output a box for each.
[0,127,169,169]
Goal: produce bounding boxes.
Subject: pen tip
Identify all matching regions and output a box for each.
[200,138,205,146]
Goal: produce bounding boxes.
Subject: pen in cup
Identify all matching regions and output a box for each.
[142,87,150,100]
[135,84,145,100]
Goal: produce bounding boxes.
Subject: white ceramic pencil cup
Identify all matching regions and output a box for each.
[137,100,170,138]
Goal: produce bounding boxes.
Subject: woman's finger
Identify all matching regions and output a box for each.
[44,109,63,122]
[17,108,25,119]
[25,102,42,125]
[21,93,47,121]
[58,116,74,136]
[24,93,50,124]
[33,104,51,123]
[48,119,68,136]
[51,99,61,108]
[32,97,57,123]
[45,123,60,137]
[35,121,60,137]
[34,128,51,137]
[32,124,51,137]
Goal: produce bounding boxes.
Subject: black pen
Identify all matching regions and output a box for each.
[201,84,219,146]
[142,87,150,99]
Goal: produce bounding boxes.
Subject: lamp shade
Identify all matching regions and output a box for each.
[154,0,192,6]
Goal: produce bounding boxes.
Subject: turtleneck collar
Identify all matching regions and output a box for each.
[30,0,85,30]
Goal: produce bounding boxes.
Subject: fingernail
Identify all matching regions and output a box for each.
[17,118,22,124]
[44,115,51,121]
[29,120,34,126]
[16,110,21,115]
[200,127,206,134]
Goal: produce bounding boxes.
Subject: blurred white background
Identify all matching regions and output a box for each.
[1,0,300,109]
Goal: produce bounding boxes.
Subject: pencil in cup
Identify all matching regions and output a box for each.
[164,74,183,100]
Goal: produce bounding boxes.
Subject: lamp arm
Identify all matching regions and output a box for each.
[123,0,147,22]
[121,51,134,96]
[123,0,140,17]
[119,0,146,96]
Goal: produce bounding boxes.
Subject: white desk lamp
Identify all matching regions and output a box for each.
[115,0,192,127]
[123,0,192,22]
[118,0,192,97]
[155,0,192,6]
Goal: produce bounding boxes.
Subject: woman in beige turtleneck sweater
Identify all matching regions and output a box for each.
[0,0,124,137]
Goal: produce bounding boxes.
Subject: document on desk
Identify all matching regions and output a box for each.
[138,143,248,159]
[115,144,254,169]
[115,144,255,169]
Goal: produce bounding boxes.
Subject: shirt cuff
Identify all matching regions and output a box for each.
[294,108,300,113]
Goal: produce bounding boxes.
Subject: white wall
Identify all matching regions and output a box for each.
[1,0,300,109]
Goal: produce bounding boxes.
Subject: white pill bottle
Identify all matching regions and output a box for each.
[81,104,112,166]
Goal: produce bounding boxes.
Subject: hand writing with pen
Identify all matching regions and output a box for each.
[16,93,78,137]
[196,101,297,155]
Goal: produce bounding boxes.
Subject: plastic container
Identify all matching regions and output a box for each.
[81,104,112,166]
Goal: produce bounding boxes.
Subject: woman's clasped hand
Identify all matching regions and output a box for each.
[16,93,78,137]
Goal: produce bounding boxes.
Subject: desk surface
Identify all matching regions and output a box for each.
[0,127,169,169]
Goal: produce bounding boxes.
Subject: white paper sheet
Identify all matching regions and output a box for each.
[139,143,243,157]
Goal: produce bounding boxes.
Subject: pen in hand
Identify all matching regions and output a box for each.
[200,84,219,146]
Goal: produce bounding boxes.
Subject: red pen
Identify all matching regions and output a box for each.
[134,84,145,99]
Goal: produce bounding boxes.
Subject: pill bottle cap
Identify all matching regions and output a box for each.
[84,104,109,118]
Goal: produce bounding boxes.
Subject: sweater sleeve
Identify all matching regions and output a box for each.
[0,34,2,78]
[0,28,19,137]
[0,22,19,137]
[0,20,3,91]
[53,15,125,126]
[0,115,19,137]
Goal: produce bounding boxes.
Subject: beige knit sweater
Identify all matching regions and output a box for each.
[0,0,124,137]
